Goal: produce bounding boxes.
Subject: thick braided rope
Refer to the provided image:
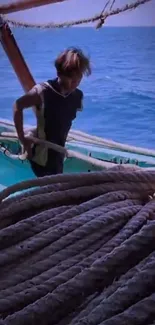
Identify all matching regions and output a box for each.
[0,195,138,274]
[0,168,155,324]
[101,293,155,325]
[0,198,140,249]
[0,191,138,276]
[0,186,145,228]
[1,170,155,202]
[1,220,155,324]
[70,259,155,324]
[0,204,140,307]
[0,233,116,316]
[68,250,155,324]
[0,205,141,291]
[0,204,140,268]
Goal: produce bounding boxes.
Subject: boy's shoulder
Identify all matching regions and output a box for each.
[72,88,83,108]
[33,80,83,103]
[74,88,83,97]
[32,81,51,94]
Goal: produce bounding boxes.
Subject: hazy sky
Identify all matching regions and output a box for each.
[1,0,155,26]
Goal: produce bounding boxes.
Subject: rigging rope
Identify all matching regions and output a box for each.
[96,0,116,28]
[1,0,152,29]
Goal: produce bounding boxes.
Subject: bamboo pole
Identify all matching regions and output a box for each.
[0,0,68,15]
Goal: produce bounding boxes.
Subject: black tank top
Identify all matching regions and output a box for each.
[32,78,83,167]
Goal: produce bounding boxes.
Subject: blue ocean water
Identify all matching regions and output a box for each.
[0,27,155,149]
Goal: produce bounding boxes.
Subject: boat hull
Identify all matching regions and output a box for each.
[0,150,102,187]
[1,119,155,188]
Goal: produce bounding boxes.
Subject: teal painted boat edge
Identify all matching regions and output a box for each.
[1,121,155,166]
[1,121,155,162]
[1,121,155,188]
[0,151,102,188]
[67,142,155,166]
[1,131,155,168]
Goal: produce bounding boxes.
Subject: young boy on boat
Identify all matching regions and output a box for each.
[13,47,91,177]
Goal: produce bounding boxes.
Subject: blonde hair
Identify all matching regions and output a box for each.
[55,47,91,77]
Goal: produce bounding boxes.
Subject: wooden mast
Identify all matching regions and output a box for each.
[0,15,37,119]
[0,0,67,14]
[0,15,35,93]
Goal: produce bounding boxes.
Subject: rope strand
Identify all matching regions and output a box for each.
[2,0,152,29]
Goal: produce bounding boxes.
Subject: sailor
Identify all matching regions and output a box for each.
[13,47,91,177]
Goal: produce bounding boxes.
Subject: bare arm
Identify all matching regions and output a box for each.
[13,88,41,143]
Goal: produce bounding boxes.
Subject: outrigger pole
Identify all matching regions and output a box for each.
[0,0,67,15]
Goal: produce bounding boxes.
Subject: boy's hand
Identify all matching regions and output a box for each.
[21,137,33,159]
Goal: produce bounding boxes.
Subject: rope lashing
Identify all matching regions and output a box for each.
[95,0,113,29]
[96,18,105,29]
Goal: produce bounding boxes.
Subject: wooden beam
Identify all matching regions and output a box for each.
[0,15,36,117]
[0,0,67,15]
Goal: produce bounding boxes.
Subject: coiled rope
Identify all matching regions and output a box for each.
[0,166,155,324]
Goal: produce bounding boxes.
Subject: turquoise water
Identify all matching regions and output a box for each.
[0,27,155,148]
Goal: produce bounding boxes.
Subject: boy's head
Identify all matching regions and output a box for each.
[55,47,91,92]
